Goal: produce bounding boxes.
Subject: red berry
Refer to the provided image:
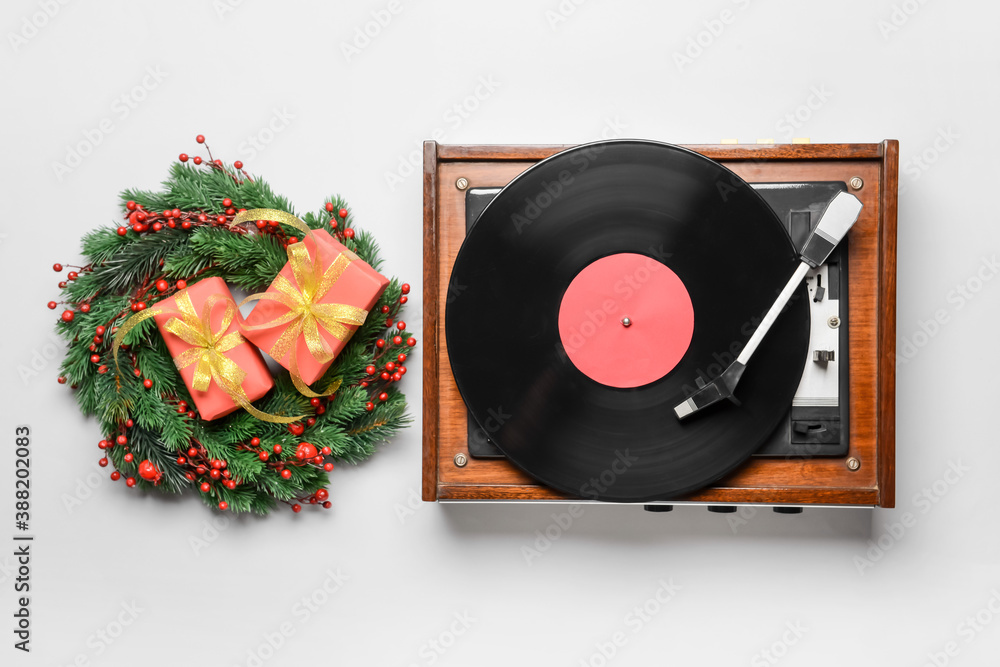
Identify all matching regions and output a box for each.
[366,365,377,375]
[126,477,136,487]
[259,451,269,461]
[325,202,334,212]
[179,153,188,162]
[288,422,305,436]
[47,301,57,309]
[177,456,186,464]
[323,501,332,508]
[398,366,406,375]
[250,437,260,447]
[200,482,211,492]
[321,446,331,455]
[344,228,355,239]
[396,321,406,331]
[397,353,406,363]
[136,211,147,222]
[53,263,63,272]
[126,200,137,211]
[137,302,147,310]
[124,453,134,463]
[209,469,221,479]
[117,226,128,236]
[281,469,292,479]
[198,214,208,223]
[196,134,205,143]
[217,215,226,224]
[399,296,408,304]
[291,503,302,513]
[181,221,192,230]
[365,402,374,411]
[196,466,207,475]
[79,303,91,313]
[219,501,228,510]
[315,406,325,415]
[255,220,266,229]
[380,305,389,314]
[324,463,334,472]
[61,310,74,322]
[98,439,110,449]
[273,444,283,454]
[90,354,100,363]
[193,156,203,165]
[379,392,389,401]
[57,376,67,384]
[176,280,187,290]
[125,418,133,428]
[296,443,318,460]
[99,457,108,467]
[392,336,403,346]
[315,489,329,501]
[214,159,222,167]
[401,283,410,294]
[393,372,402,381]
[234,160,244,170]
[96,325,106,335]
[338,208,348,218]
[58,281,67,288]
[156,279,169,292]
[380,371,391,381]
[376,339,385,348]
[110,471,121,481]
[310,398,321,407]
[222,198,232,207]
[138,460,161,481]
[143,378,153,389]
[187,447,198,457]
[407,337,416,346]
[385,318,393,328]
[151,222,163,232]
[385,362,396,372]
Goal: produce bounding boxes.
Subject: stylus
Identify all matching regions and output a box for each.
[673,191,864,421]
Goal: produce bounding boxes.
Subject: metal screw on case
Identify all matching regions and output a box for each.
[454,452,468,467]
[849,177,863,191]
[827,316,840,328]
[456,177,469,190]
[846,457,861,471]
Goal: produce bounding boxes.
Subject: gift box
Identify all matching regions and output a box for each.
[152,276,274,421]
[239,228,389,386]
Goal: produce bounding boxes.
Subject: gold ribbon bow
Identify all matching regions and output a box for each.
[232,209,368,398]
[112,290,302,423]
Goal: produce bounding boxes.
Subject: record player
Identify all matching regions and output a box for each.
[422,139,897,509]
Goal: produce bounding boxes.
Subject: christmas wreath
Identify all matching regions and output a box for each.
[49,136,413,514]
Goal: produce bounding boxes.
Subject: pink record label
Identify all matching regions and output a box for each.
[558,252,694,388]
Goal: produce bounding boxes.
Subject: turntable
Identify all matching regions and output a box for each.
[422,140,897,509]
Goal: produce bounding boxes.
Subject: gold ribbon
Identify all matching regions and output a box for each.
[232,209,368,397]
[111,290,303,423]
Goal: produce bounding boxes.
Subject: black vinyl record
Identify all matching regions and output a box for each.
[446,140,809,501]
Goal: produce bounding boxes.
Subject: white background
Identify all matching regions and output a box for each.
[2,0,998,665]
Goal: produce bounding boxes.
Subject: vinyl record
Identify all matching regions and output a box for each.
[446,139,809,501]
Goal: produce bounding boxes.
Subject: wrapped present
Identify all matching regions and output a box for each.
[113,276,295,422]
[234,209,389,396]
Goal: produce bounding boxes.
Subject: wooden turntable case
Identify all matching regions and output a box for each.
[422,141,898,507]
